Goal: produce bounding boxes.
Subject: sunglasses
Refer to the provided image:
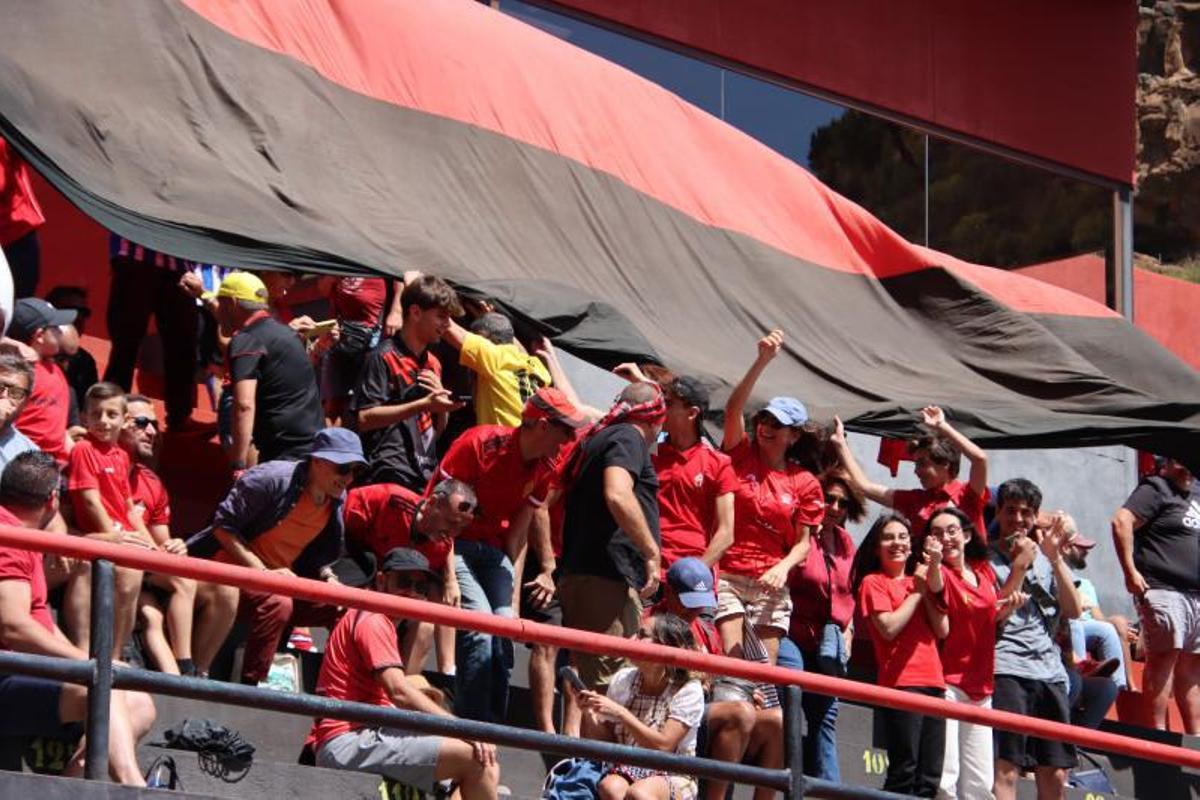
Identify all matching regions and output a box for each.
[393,575,435,594]
[755,415,786,430]
[825,496,848,509]
[130,416,158,430]
[333,462,362,476]
[0,382,30,403]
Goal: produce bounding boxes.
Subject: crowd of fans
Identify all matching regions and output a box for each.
[0,247,1194,800]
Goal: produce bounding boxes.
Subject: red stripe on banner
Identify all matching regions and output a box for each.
[180,0,1116,320]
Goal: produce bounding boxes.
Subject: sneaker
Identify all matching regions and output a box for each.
[1077,657,1120,679]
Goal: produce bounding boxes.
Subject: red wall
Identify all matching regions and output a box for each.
[541,0,1136,186]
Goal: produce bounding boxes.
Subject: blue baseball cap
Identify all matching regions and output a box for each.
[762,396,808,427]
[309,427,366,465]
[667,557,716,610]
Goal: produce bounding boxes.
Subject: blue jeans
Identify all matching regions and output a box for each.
[454,540,515,722]
[777,633,842,783]
[1069,617,1126,688]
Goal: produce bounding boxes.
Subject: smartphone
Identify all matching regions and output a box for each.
[304,319,337,339]
[558,666,586,693]
[453,393,473,404]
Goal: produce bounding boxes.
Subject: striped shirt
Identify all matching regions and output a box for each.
[109,233,195,273]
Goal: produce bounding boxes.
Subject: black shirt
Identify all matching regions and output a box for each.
[352,337,440,492]
[1124,475,1200,592]
[561,423,660,588]
[228,315,323,462]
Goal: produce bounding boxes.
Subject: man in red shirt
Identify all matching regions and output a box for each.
[434,387,586,722]
[309,547,499,800]
[834,405,989,541]
[652,376,736,579]
[343,477,478,671]
[10,297,76,463]
[0,138,45,298]
[0,451,156,785]
[122,394,236,677]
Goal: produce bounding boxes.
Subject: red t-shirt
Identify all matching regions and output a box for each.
[893,480,989,545]
[940,561,998,699]
[329,276,388,326]
[343,483,452,570]
[129,463,171,528]
[434,425,556,549]
[0,139,45,245]
[858,573,945,690]
[0,505,53,633]
[720,439,824,577]
[787,525,856,651]
[653,441,738,577]
[68,436,134,530]
[310,610,405,749]
[646,601,723,656]
[14,359,70,464]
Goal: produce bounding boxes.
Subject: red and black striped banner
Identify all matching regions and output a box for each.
[1,0,1196,456]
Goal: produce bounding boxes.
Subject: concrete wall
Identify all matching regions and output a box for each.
[558,350,1143,617]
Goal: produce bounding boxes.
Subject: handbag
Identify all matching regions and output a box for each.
[542,757,605,800]
[1067,751,1115,794]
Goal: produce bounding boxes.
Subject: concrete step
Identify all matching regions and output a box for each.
[0,769,225,799]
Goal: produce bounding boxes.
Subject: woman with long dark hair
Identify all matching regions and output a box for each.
[777,468,864,782]
[717,331,824,664]
[577,613,706,800]
[851,513,947,798]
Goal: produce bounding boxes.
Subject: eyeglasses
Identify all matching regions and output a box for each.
[0,382,30,403]
[930,524,963,537]
[130,416,158,430]
[393,575,435,594]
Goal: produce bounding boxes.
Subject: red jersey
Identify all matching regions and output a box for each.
[652,441,737,576]
[893,480,988,546]
[129,463,171,528]
[434,425,556,550]
[15,359,70,464]
[0,505,52,633]
[720,439,823,577]
[858,573,945,690]
[343,483,452,570]
[309,610,404,749]
[940,561,998,699]
[787,525,856,651]
[68,436,134,530]
[329,276,388,326]
[0,139,45,245]
[646,601,723,656]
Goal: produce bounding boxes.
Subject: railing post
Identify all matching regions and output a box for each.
[782,684,804,799]
[85,558,114,780]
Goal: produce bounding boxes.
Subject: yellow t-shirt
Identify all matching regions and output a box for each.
[460,332,551,427]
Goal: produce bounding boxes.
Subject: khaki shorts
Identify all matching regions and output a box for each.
[559,573,641,691]
[1138,588,1200,655]
[714,573,792,633]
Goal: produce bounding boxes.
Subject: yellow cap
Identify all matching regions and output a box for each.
[203,271,269,306]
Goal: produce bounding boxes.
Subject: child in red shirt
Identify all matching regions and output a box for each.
[67,382,154,659]
[8,298,76,464]
[851,513,947,798]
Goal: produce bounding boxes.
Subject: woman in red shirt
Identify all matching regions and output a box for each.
[777,468,864,782]
[925,507,1016,800]
[717,331,823,664]
[851,513,947,798]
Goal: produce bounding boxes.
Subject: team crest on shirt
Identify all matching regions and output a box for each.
[779,493,793,505]
[693,473,704,488]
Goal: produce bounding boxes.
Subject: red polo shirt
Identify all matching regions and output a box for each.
[720,439,823,577]
[940,561,998,699]
[343,483,452,570]
[129,463,171,528]
[434,425,556,550]
[859,573,945,690]
[892,480,988,544]
[68,435,134,530]
[14,359,70,465]
[652,440,737,576]
[787,525,856,652]
[0,505,53,633]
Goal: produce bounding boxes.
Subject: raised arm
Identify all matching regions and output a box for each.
[536,338,603,421]
[722,330,783,451]
[829,416,893,506]
[922,406,987,497]
[1041,514,1083,620]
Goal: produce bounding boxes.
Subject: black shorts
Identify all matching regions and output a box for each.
[993,674,1077,770]
[0,674,76,738]
[519,559,562,628]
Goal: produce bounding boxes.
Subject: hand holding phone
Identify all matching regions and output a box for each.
[558,666,586,693]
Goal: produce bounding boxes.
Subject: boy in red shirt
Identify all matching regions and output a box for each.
[308,548,499,800]
[67,381,154,660]
[9,297,76,464]
[834,405,989,543]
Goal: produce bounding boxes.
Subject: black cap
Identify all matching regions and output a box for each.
[10,298,77,343]
[329,549,377,588]
[668,375,710,415]
[380,547,437,576]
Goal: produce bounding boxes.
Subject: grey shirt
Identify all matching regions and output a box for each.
[989,543,1068,686]
[0,425,37,473]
